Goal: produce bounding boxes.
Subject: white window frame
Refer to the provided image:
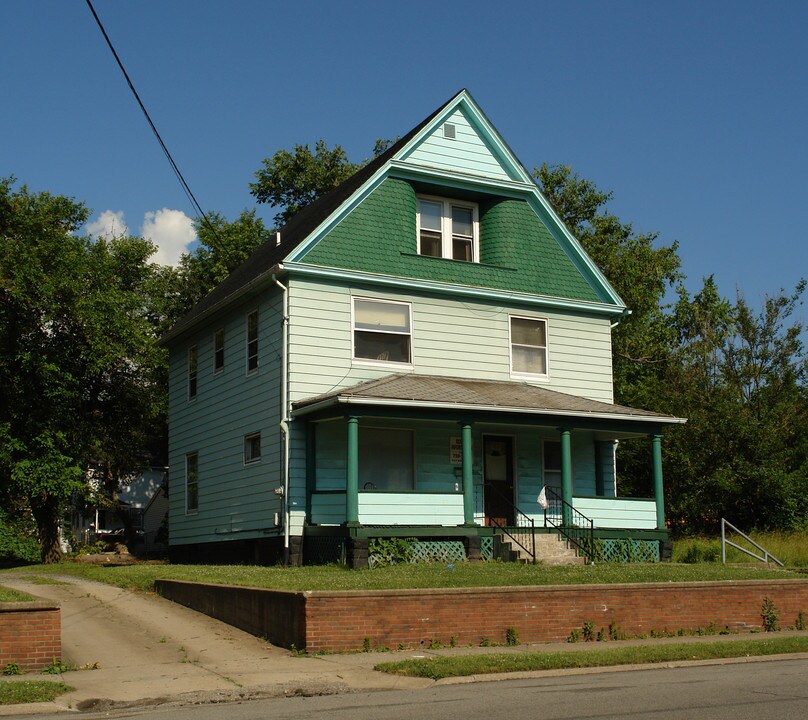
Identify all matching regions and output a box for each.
[245,309,258,375]
[187,345,198,400]
[416,195,479,263]
[185,452,199,514]
[351,297,413,366]
[213,328,225,374]
[509,315,549,380]
[244,432,262,464]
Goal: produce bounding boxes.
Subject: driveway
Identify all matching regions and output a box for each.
[0,572,425,712]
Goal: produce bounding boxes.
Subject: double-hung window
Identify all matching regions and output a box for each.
[417,196,478,262]
[244,432,261,464]
[246,310,258,374]
[187,345,198,400]
[185,452,199,513]
[510,316,548,377]
[353,298,412,364]
[213,328,224,373]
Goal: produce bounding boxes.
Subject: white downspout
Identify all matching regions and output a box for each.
[272,273,291,563]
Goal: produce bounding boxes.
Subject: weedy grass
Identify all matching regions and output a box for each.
[0,680,74,705]
[0,585,33,602]
[374,635,808,679]
[673,531,808,568]
[4,560,805,593]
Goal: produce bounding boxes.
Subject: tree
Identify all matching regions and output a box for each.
[0,179,166,561]
[250,140,361,226]
[662,279,807,533]
[168,210,273,323]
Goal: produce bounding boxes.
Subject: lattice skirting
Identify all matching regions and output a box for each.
[368,539,468,566]
[304,535,346,565]
[594,538,660,563]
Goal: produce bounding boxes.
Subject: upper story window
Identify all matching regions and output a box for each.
[213,328,224,373]
[246,310,258,374]
[417,196,478,263]
[187,345,198,400]
[353,298,412,364]
[510,316,548,377]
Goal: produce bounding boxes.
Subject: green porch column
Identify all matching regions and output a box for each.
[461,422,476,526]
[345,416,360,526]
[651,433,665,529]
[560,427,573,526]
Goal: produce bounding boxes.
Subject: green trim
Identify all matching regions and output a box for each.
[346,416,359,524]
[652,433,665,530]
[286,262,626,317]
[303,524,496,540]
[461,422,475,525]
[560,428,573,524]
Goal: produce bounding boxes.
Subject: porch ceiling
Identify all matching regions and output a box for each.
[292,374,685,429]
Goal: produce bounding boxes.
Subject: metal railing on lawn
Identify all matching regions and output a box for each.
[721,518,784,566]
[543,486,596,563]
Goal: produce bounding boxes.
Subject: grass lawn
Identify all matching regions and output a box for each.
[0,585,33,602]
[4,559,805,593]
[0,680,74,705]
[374,635,808,679]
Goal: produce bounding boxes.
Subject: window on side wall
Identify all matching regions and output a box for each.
[510,316,548,377]
[353,298,412,364]
[542,441,562,494]
[246,310,258,374]
[186,452,199,513]
[417,196,478,262]
[359,427,414,491]
[187,345,198,400]
[244,432,261,464]
[213,328,224,373]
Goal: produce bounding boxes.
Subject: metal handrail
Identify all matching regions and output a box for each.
[484,484,536,563]
[543,486,596,563]
[721,518,784,567]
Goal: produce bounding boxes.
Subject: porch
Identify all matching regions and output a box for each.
[293,374,685,567]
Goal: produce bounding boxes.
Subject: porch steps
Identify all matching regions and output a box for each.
[498,532,586,566]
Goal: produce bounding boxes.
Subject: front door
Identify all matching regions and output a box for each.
[483,436,515,526]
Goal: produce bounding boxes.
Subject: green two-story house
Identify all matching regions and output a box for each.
[162,90,685,568]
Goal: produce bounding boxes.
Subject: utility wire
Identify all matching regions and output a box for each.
[85,0,217,235]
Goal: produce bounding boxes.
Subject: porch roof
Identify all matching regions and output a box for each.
[292,374,686,426]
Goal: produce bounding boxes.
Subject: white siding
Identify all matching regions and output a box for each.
[402,108,516,180]
[288,277,614,404]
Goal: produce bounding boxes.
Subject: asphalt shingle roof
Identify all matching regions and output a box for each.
[293,373,685,425]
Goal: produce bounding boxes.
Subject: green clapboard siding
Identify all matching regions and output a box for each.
[359,493,464,525]
[299,179,601,303]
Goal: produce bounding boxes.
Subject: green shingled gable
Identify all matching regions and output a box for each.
[299,178,602,302]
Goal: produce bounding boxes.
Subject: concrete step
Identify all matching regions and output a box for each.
[497,532,586,566]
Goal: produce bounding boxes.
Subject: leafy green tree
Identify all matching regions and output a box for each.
[0,179,166,561]
[663,279,807,533]
[169,210,273,323]
[250,140,360,226]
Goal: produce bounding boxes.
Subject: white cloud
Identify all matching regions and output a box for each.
[141,208,197,266]
[85,210,129,238]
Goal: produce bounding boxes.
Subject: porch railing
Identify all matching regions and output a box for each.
[485,485,536,563]
[543,486,596,563]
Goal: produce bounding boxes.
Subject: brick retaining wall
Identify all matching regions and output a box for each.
[0,601,61,671]
[156,579,808,652]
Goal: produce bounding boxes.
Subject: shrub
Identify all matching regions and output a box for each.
[0,510,41,567]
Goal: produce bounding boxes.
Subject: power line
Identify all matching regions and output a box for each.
[85,0,217,235]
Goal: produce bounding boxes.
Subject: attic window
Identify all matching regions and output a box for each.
[417,196,479,262]
[443,123,456,139]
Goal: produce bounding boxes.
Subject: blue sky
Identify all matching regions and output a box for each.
[3,0,806,317]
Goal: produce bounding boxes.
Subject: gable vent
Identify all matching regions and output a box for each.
[443,122,456,140]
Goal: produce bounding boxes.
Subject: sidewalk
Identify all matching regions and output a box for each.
[1,573,806,715]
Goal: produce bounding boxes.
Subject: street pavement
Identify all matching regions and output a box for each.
[1,572,807,716]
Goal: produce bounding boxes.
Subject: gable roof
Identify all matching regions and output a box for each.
[292,373,686,427]
[162,90,625,344]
